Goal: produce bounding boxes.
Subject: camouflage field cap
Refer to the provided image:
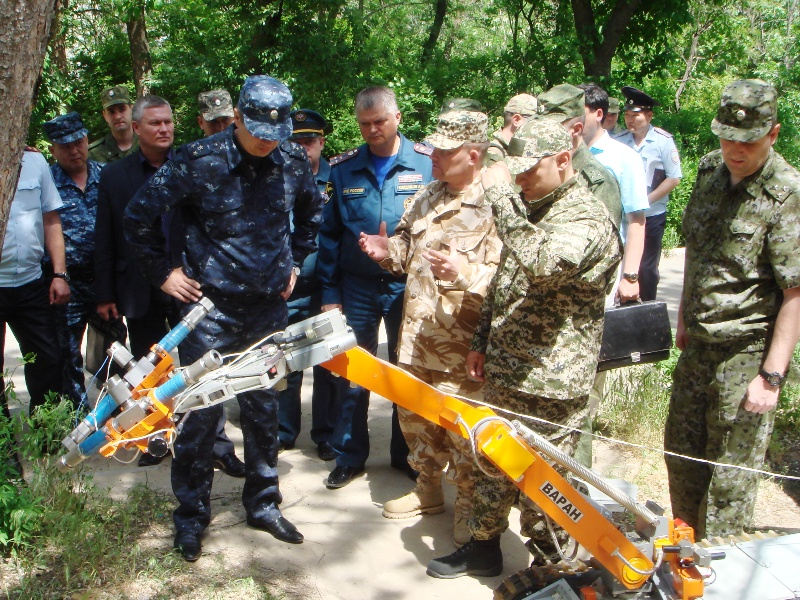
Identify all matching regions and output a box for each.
[290,109,330,139]
[505,117,572,175]
[43,112,89,145]
[198,89,234,121]
[536,84,585,121]
[607,98,621,115]
[711,79,777,143]
[237,75,293,141]
[101,85,132,109]
[504,93,538,117]
[424,98,488,150]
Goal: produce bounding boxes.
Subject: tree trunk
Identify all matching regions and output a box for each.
[126,1,152,97]
[421,0,448,64]
[0,0,59,247]
[571,0,643,81]
[50,0,69,76]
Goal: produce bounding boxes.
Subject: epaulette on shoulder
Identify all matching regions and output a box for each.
[88,138,104,149]
[281,139,307,160]
[185,138,218,160]
[765,155,800,204]
[654,126,673,138]
[414,142,433,156]
[330,147,359,166]
[698,149,723,172]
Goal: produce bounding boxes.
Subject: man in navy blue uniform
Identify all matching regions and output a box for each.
[317,86,432,488]
[276,109,338,461]
[43,112,103,409]
[124,76,323,561]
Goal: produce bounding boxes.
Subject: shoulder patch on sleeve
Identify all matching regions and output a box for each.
[186,139,216,160]
[414,142,433,156]
[150,161,174,187]
[330,147,360,166]
[654,126,673,138]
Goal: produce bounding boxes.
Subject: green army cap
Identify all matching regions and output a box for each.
[425,98,488,150]
[504,93,538,117]
[101,85,132,109]
[505,118,572,175]
[711,79,777,143]
[607,98,620,115]
[536,84,585,121]
[198,89,234,121]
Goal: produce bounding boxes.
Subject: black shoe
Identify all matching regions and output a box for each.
[325,465,365,489]
[214,452,246,478]
[247,515,304,544]
[426,537,503,579]
[173,531,202,562]
[278,440,295,453]
[317,441,337,462]
[138,453,164,467]
[391,460,419,481]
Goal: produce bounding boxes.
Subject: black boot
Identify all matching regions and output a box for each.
[426,536,503,579]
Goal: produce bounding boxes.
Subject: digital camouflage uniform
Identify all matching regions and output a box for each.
[380,174,501,511]
[50,159,103,405]
[485,94,537,167]
[469,166,621,557]
[486,130,509,167]
[665,135,800,539]
[124,82,323,536]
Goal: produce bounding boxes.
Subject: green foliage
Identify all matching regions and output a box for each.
[775,345,800,435]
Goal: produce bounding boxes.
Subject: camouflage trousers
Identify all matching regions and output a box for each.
[469,382,588,560]
[397,363,483,507]
[665,341,773,539]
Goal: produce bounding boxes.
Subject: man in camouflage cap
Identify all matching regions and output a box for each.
[427,118,621,579]
[43,112,103,408]
[603,97,622,134]
[88,85,139,163]
[359,99,501,547]
[665,79,800,539]
[486,93,538,166]
[537,83,622,231]
[196,89,235,137]
[124,75,323,560]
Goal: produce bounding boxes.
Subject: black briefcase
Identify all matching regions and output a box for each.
[597,300,672,372]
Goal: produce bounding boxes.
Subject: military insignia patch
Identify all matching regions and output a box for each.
[324,181,333,203]
[398,173,423,183]
[151,162,173,187]
[672,148,680,165]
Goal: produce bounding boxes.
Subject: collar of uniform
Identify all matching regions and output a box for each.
[642,124,658,143]
[356,133,415,173]
[138,147,174,169]
[225,127,285,171]
[316,156,331,185]
[524,175,579,214]
[740,148,776,197]
[87,160,103,186]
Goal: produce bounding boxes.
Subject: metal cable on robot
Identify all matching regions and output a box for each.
[447,390,800,482]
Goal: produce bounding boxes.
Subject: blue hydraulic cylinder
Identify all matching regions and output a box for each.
[156,297,214,353]
[153,350,224,404]
[85,394,119,430]
[79,429,111,457]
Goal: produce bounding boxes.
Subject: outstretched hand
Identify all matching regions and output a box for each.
[359,221,390,262]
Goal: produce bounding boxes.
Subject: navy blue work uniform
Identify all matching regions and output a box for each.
[124,125,323,535]
[50,160,103,407]
[317,133,432,469]
[277,157,339,447]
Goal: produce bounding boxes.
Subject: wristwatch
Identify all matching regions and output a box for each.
[623,272,638,283]
[53,271,70,283]
[759,368,786,387]
[292,265,301,277]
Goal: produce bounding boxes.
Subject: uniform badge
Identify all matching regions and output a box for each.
[151,162,173,187]
[672,148,680,165]
[324,181,333,203]
[398,173,423,183]
[296,112,306,121]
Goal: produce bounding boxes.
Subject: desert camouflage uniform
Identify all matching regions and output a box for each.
[665,148,800,539]
[468,177,621,556]
[379,176,501,498]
